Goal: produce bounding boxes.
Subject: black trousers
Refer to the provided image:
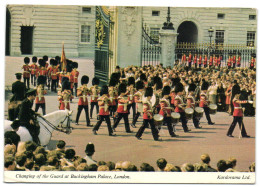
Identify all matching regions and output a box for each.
[51,79,57,92]
[35,103,46,115]
[227,116,247,136]
[93,115,113,135]
[203,107,213,124]
[76,105,90,125]
[179,112,189,132]
[31,74,36,86]
[132,112,141,125]
[109,105,117,117]
[192,115,200,128]
[90,102,99,118]
[24,77,30,89]
[21,122,40,144]
[136,119,159,140]
[113,113,131,132]
[74,83,78,97]
[163,117,175,136]
[127,103,136,119]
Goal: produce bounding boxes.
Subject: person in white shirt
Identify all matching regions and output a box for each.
[84,142,97,166]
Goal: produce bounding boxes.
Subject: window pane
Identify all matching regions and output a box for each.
[81,25,91,42]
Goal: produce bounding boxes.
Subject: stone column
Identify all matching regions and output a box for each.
[159,29,178,67]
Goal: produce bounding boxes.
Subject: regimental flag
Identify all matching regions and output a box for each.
[61,42,67,72]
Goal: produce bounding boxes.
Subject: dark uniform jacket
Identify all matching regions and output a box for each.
[10,81,26,102]
[18,98,36,124]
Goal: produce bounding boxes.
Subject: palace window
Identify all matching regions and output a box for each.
[81,25,91,43]
[82,7,91,14]
[249,15,256,20]
[215,30,225,45]
[150,28,160,42]
[247,31,255,47]
[152,11,160,16]
[217,13,225,19]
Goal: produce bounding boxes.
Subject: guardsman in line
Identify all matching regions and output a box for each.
[126,77,136,120]
[135,87,161,141]
[193,54,198,69]
[18,89,40,145]
[131,81,145,128]
[93,85,116,136]
[90,77,100,119]
[50,59,59,92]
[198,54,202,68]
[227,84,251,138]
[58,78,73,110]
[186,83,201,129]
[75,75,92,127]
[209,55,213,68]
[160,86,178,137]
[55,56,61,88]
[112,83,132,133]
[47,59,54,91]
[30,56,38,87]
[182,53,186,67]
[35,75,47,115]
[37,59,47,79]
[71,62,79,97]
[227,56,232,69]
[108,73,119,123]
[203,55,208,68]
[250,57,255,70]
[199,81,215,125]
[43,55,50,89]
[217,55,221,68]
[233,55,236,68]
[188,53,192,68]
[8,73,26,121]
[22,57,31,89]
[65,61,74,97]
[174,83,190,132]
[237,55,241,68]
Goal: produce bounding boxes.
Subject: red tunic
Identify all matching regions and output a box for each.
[35,89,47,104]
[90,86,100,102]
[199,93,208,107]
[188,54,192,63]
[108,87,117,106]
[204,56,207,66]
[38,68,47,76]
[199,56,202,65]
[22,65,30,78]
[159,98,171,116]
[233,99,247,117]
[117,95,129,113]
[50,67,59,80]
[209,56,213,66]
[237,56,241,66]
[71,70,79,83]
[233,56,236,64]
[30,64,38,75]
[174,96,185,113]
[143,102,153,120]
[193,55,197,64]
[186,95,195,109]
[170,92,176,105]
[98,96,111,116]
[58,90,73,110]
[77,86,90,105]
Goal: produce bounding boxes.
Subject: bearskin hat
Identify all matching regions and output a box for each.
[118,83,127,95]
[188,83,197,92]
[39,59,46,67]
[53,59,58,66]
[145,87,153,97]
[61,76,69,84]
[92,77,100,86]
[135,81,144,90]
[162,85,171,96]
[153,76,161,85]
[201,81,209,91]
[140,73,147,81]
[174,83,184,93]
[85,142,95,154]
[55,56,61,63]
[66,62,73,73]
[109,77,118,87]
[24,57,30,64]
[50,59,55,65]
[100,85,108,95]
[81,75,89,85]
[128,77,135,86]
[73,62,78,69]
[62,80,71,91]
[43,55,48,62]
[156,80,163,90]
[232,84,241,96]
[32,56,37,63]
[37,75,46,85]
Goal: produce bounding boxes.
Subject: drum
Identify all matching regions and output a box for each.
[153,114,164,127]
[194,107,204,118]
[185,108,194,120]
[171,112,180,124]
[209,104,217,115]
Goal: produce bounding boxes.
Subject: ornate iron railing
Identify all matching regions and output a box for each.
[141,24,161,66]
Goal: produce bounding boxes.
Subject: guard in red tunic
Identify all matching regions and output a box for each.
[188,53,192,68]
[232,55,236,68]
[30,56,38,87]
[227,56,232,69]
[75,75,92,127]
[135,87,160,141]
[47,59,54,90]
[227,84,251,138]
[193,54,197,69]
[93,85,116,136]
[112,83,132,133]
[37,59,47,78]
[209,55,213,68]
[187,83,201,129]
[131,81,144,128]
[250,57,255,70]
[199,81,215,125]
[203,55,208,68]
[108,73,119,123]
[126,77,136,120]
[22,57,31,89]
[50,59,59,92]
[160,86,177,136]
[181,53,186,67]
[217,55,221,68]
[55,56,61,88]
[174,83,190,132]
[90,77,100,119]
[58,78,73,110]
[237,55,241,67]
[66,61,74,96]
[71,62,79,97]
[35,75,47,115]
[198,54,202,68]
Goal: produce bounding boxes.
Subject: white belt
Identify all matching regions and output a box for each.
[234,107,242,109]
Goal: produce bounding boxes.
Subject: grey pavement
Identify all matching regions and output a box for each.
[4,56,255,171]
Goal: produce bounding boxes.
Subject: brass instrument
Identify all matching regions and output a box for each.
[91,86,99,101]
[37,85,44,102]
[62,90,71,109]
[98,95,110,112]
[80,85,89,103]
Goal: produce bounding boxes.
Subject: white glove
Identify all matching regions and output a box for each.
[248,100,253,104]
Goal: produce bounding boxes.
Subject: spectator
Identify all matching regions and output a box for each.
[97,165,110,171]
[106,161,115,171]
[249,162,255,172]
[88,164,98,171]
[61,149,76,167]
[156,158,167,171]
[15,154,27,171]
[77,163,89,171]
[181,163,194,172]
[4,144,16,157]
[217,159,228,172]
[4,131,20,148]
[200,153,217,172]
[25,141,37,152]
[84,142,97,165]
[193,163,206,172]
[97,161,106,166]
[121,161,131,171]
[46,156,60,171]
[4,156,16,171]
[34,153,46,171]
[56,140,66,154]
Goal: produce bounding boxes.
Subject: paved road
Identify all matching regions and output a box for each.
[4,57,255,171]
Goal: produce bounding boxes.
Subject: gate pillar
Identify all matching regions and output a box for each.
[159,29,178,67]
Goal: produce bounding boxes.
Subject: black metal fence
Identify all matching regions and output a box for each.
[141,24,161,66]
[175,42,256,67]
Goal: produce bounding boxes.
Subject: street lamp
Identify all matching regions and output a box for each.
[208,27,214,45]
